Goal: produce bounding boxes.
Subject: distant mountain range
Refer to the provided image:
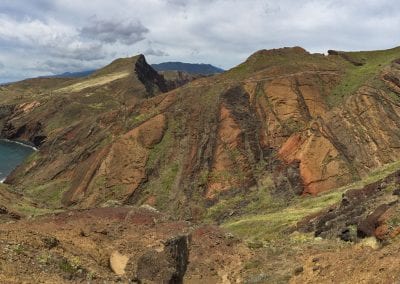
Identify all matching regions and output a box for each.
[151,62,224,75]
[40,70,96,78]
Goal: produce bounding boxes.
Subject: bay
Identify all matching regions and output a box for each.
[0,139,36,182]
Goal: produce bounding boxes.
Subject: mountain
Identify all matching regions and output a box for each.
[151,61,224,75]
[1,47,400,282]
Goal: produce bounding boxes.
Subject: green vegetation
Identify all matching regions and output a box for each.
[37,253,52,265]
[226,47,340,80]
[12,203,58,217]
[23,179,69,208]
[58,256,82,274]
[155,162,180,209]
[10,244,25,254]
[206,176,282,221]
[222,190,343,242]
[0,182,62,217]
[221,159,400,242]
[328,47,400,106]
[142,115,182,210]
[91,56,139,77]
[146,125,174,170]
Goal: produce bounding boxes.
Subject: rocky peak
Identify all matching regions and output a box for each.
[134,54,169,96]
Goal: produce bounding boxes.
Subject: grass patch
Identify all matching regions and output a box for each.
[155,162,180,209]
[23,179,69,208]
[226,48,340,80]
[328,47,400,106]
[12,203,59,217]
[206,176,282,222]
[222,159,400,242]
[146,126,174,170]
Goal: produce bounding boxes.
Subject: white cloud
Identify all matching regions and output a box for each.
[0,14,107,61]
[144,47,169,57]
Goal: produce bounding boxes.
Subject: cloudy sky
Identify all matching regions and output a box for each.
[0,0,399,82]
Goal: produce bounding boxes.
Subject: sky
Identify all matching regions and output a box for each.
[0,0,399,82]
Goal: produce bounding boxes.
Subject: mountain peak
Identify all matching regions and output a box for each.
[90,54,144,78]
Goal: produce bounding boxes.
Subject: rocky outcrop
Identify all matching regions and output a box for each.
[1,121,46,147]
[161,70,203,90]
[136,235,190,283]
[109,251,129,276]
[207,86,263,198]
[0,101,46,147]
[296,170,400,242]
[135,54,169,96]
[328,50,364,66]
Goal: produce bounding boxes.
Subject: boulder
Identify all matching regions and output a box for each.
[110,251,130,276]
[136,235,189,284]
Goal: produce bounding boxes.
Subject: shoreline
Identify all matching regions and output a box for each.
[0,139,38,184]
[0,139,38,151]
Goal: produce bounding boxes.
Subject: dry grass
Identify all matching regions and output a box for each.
[55,71,130,93]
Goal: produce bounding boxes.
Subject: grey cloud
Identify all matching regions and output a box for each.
[38,60,89,74]
[81,19,149,45]
[0,0,55,20]
[166,0,188,7]
[0,15,107,62]
[1,0,400,83]
[144,47,169,57]
[165,0,218,6]
[49,42,107,61]
[0,62,4,69]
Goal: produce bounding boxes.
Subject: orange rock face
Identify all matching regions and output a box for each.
[278,123,353,194]
[65,114,167,207]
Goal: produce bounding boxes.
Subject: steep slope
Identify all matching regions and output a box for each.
[0,55,180,209]
[1,46,400,219]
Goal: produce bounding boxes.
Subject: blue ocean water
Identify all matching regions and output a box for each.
[0,140,35,182]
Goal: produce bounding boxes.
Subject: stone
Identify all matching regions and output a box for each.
[136,235,189,284]
[294,266,304,275]
[109,251,129,276]
[42,236,59,249]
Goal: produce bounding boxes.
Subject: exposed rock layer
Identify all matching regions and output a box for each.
[1,47,400,218]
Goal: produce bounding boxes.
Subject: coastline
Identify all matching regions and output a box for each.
[0,139,38,183]
[0,139,38,151]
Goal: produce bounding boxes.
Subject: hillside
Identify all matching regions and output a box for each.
[1,46,400,282]
[152,61,224,75]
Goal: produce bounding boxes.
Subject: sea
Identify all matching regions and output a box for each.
[0,139,36,182]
